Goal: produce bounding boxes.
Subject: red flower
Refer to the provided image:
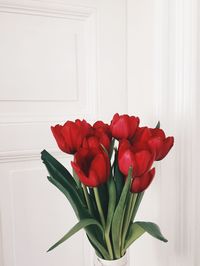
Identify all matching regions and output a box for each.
[82,134,111,154]
[82,121,112,154]
[71,149,110,187]
[93,121,111,139]
[118,139,155,192]
[131,168,155,193]
[118,140,154,177]
[51,119,92,154]
[132,127,174,161]
[110,113,139,140]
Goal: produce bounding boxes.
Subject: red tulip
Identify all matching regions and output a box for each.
[132,127,174,161]
[82,134,111,154]
[110,113,139,140]
[75,119,93,137]
[51,119,92,154]
[131,168,155,193]
[93,121,111,139]
[118,140,154,178]
[71,149,110,187]
[148,128,174,160]
[81,121,112,153]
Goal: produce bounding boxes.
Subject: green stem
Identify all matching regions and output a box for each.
[121,193,137,255]
[93,187,106,228]
[119,207,126,256]
[93,187,114,258]
[129,193,138,222]
[131,192,144,222]
[105,231,114,259]
[82,184,93,215]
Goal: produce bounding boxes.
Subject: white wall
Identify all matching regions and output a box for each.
[127,0,155,125]
[128,0,199,265]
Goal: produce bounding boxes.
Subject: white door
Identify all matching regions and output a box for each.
[0,0,127,265]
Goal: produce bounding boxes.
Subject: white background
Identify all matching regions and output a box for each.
[0,0,199,265]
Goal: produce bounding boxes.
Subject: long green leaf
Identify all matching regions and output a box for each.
[45,164,101,229]
[113,150,125,203]
[124,222,145,250]
[130,192,144,222]
[136,222,168,242]
[109,138,115,159]
[125,221,168,250]
[41,150,85,204]
[86,231,110,260]
[111,167,132,259]
[105,174,116,259]
[72,168,82,189]
[45,162,86,219]
[106,175,116,235]
[97,183,109,218]
[41,150,77,189]
[48,218,103,251]
[42,155,108,258]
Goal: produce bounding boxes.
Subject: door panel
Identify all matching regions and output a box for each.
[0,1,127,265]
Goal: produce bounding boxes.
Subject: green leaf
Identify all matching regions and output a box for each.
[111,167,132,259]
[125,221,168,250]
[42,152,109,258]
[105,174,117,259]
[136,222,168,242]
[106,175,116,235]
[41,150,77,189]
[45,163,86,219]
[97,183,109,218]
[155,121,160,129]
[130,192,144,222]
[47,218,103,252]
[124,222,145,250]
[72,168,82,189]
[109,138,115,159]
[113,150,125,203]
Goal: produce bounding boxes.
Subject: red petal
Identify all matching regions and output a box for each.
[131,168,155,193]
[134,150,154,176]
[74,148,92,175]
[157,136,174,160]
[88,169,103,187]
[61,121,82,153]
[71,161,98,187]
[118,149,136,177]
[151,128,166,140]
[51,125,68,153]
[99,133,111,152]
[128,116,140,138]
[90,153,108,184]
[111,117,130,139]
[118,139,132,159]
[147,137,163,160]
[75,119,93,137]
[83,136,99,150]
[111,113,120,124]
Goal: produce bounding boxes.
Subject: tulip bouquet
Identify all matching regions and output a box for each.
[41,113,174,261]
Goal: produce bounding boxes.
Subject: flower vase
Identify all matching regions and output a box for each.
[94,253,129,266]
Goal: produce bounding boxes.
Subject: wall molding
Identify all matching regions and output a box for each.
[0,149,65,163]
[0,2,95,20]
[0,1,97,124]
